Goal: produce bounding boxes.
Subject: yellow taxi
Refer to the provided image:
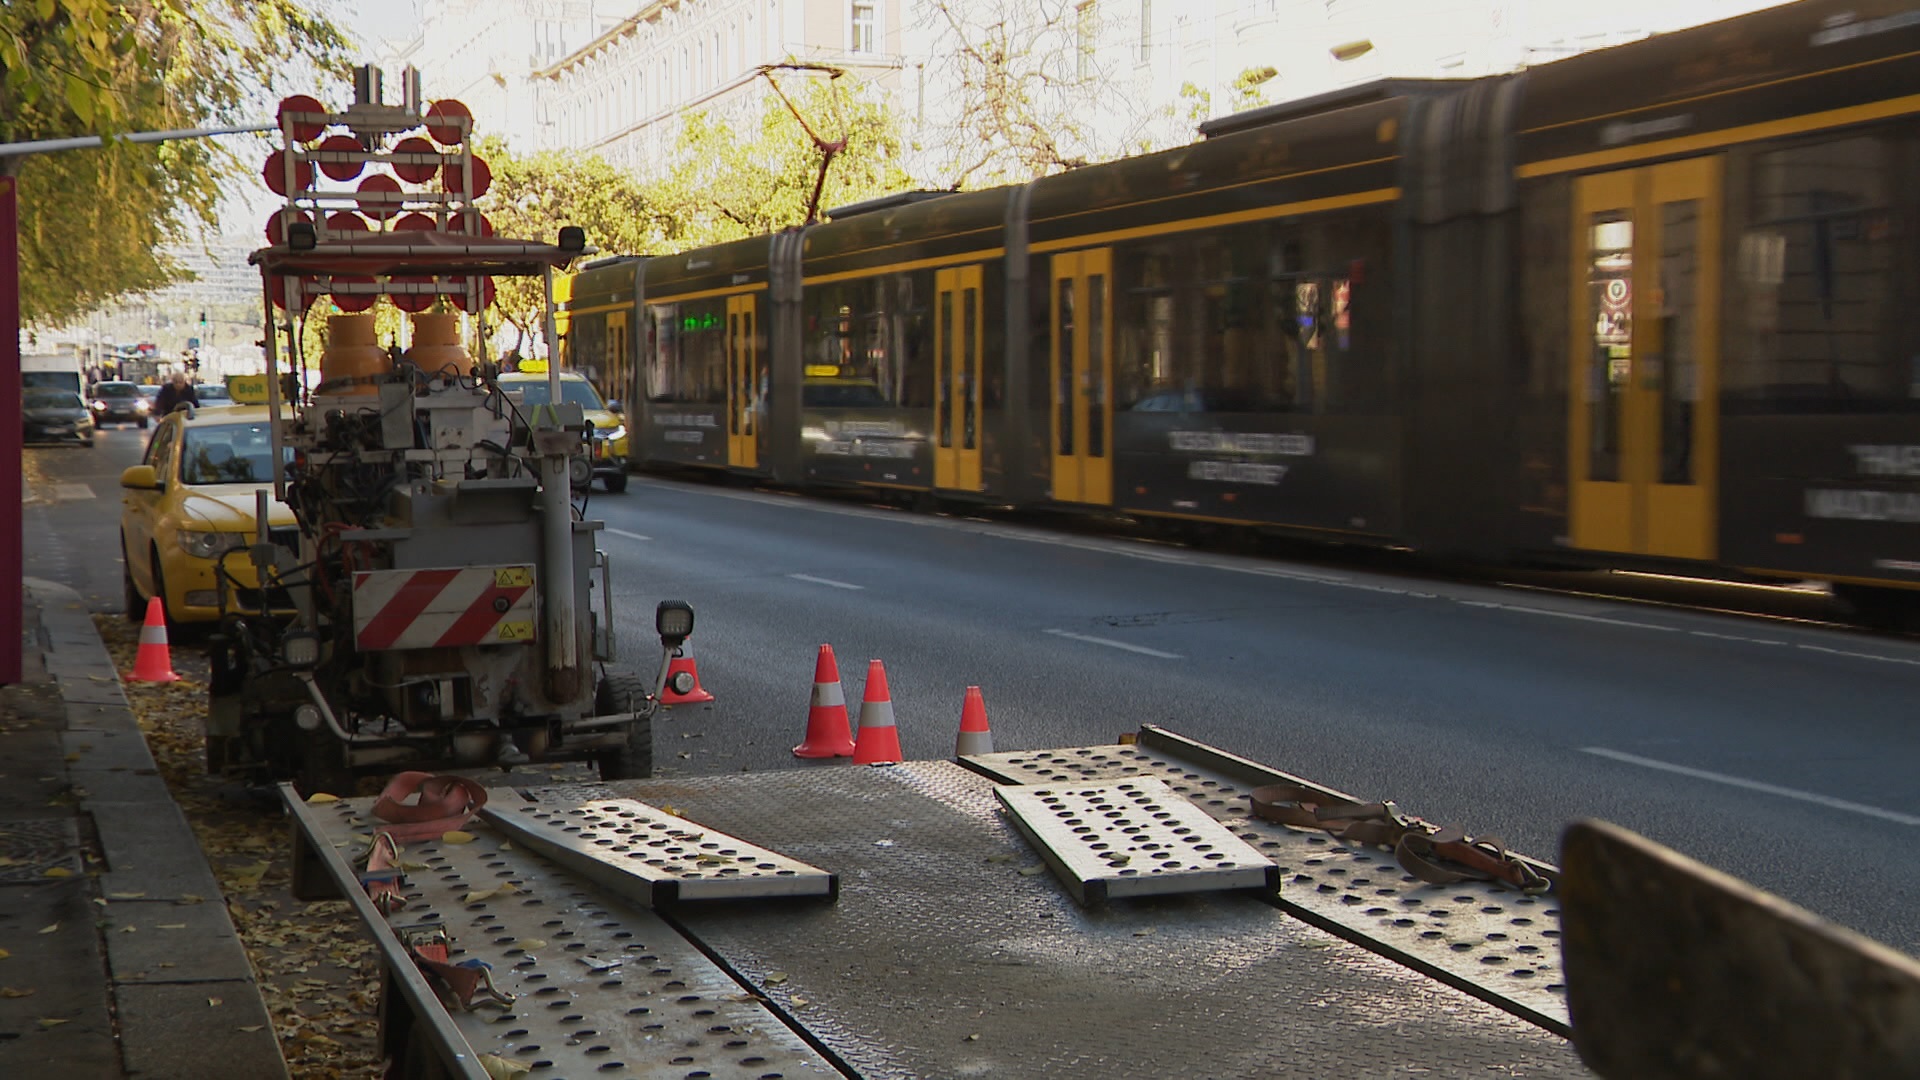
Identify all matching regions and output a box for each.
[119,403,297,625]
[496,368,630,493]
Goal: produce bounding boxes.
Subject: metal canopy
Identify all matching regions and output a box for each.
[247,232,581,278]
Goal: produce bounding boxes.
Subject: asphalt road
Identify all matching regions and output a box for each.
[25,425,1920,958]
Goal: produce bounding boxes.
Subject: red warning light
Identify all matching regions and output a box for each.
[391,136,440,184]
[315,134,365,182]
[442,155,492,199]
[358,174,402,222]
[423,99,472,147]
[276,95,326,142]
[263,150,313,196]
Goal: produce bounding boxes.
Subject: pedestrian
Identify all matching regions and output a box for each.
[153,371,199,416]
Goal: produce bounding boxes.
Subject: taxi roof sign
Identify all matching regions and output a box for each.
[226,373,273,405]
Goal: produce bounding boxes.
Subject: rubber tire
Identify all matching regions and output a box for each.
[122,535,145,622]
[602,470,629,494]
[593,669,653,781]
[149,549,174,630]
[137,416,149,429]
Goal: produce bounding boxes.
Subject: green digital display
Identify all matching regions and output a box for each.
[681,311,722,332]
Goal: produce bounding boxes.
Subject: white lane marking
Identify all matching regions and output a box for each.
[788,573,863,591]
[52,483,95,501]
[631,480,1920,670]
[604,528,652,542]
[1043,628,1183,659]
[1581,747,1920,826]
[1793,643,1920,667]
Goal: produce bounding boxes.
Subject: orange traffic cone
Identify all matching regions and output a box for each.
[955,686,993,757]
[851,659,903,766]
[794,644,856,758]
[129,597,181,683]
[660,639,714,705]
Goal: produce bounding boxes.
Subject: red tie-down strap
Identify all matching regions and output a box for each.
[361,831,407,915]
[1248,783,1552,895]
[371,771,490,843]
[400,927,516,1010]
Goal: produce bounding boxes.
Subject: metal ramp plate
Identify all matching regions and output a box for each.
[286,789,838,1080]
[995,777,1280,904]
[517,764,1591,1080]
[482,790,837,906]
[963,727,1571,1035]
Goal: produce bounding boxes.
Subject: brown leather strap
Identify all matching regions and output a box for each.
[372,771,488,843]
[1249,784,1552,895]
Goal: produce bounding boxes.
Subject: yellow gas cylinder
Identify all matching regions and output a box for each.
[319,314,387,396]
[405,312,471,374]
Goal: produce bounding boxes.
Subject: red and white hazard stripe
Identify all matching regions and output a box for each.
[351,566,538,651]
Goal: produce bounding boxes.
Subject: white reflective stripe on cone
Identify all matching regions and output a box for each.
[858,699,896,728]
[139,623,170,645]
[811,681,845,707]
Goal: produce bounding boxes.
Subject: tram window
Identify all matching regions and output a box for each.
[1729,131,1919,412]
[802,275,933,408]
[1116,240,1180,409]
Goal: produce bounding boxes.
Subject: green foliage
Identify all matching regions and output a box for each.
[473,136,667,343]
[640,77,912,249]
[0,0,350,326]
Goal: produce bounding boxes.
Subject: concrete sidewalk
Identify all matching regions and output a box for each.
[0,579,287,1079]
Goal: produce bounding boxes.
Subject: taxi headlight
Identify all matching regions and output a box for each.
[178,530,247,560]
[594,424,626,442]
[134,399,150,413]
[92,399,107,411]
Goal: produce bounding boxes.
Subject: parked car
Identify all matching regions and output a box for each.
[194,382,234,407]
[23,389,96,447]
[120,404,296,624]
[495,370,630,493]
[88,380,152,427]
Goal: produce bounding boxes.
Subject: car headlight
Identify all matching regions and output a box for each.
[92,400,107,411]
[134,400,150,413]
[593,424,627,442]
[178,530,247,560]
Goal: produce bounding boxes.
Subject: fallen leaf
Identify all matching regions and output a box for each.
[156,924,187,930]
[497,842,513,851]
[64,752,82,762]
[229,862,269,889]
[108,892,146,900]
[983,853,1015,864]
[0,948,10,960]
[238,1024,266,1033]
[1132,927,1156,937]
[519,939,545,950]
[38,923,59,934]
[479,1053,533,1080]
[176,894,205,905]
[790,996,810,1008]
[964,1032,981,1041]
[38,1017,69,1029]
[441,831,477,844]
[0,987,33,998]
[462,882,518,903]
[0,857,17,867]
[305,793,341,804]
[1018,866,1046,877]
[764,971,788,985]
[42,867,74,879]
[119,926,137,934]
[207,997,222,1007]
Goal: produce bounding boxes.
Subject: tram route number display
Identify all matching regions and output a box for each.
[1171,430,1315,487]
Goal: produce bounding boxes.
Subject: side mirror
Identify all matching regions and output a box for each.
[120,465,161,491]
[607,399,624,415]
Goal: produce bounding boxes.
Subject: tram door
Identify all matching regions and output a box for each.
[934,265,984,492]
[606,311,628,404]
[1050,249,1114,505]
[1569,158,1722,560]
[726,294,758,470]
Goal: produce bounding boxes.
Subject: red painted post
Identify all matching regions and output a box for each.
[0,175,21,686]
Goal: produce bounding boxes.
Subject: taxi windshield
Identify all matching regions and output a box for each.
[178,422,291,485]
[509,379,605,410]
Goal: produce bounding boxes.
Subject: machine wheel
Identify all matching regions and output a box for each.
[602,470,629,494]
[593,669,653,781]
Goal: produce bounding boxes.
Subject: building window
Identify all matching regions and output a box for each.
[851,1,876,54]
[1077,1,1097,81]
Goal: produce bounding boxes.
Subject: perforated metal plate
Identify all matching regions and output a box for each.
[521,763,1591,1080]
[996,777,1279,904]
[965,736,1571,1034]
[291,794,837,1080]
[482,790,837,905]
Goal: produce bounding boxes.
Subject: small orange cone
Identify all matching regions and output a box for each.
[129,597,181,683]
[793,644,855,758]
[660,639,714,705]
[955,686,993,757]
[850,659,903,766]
